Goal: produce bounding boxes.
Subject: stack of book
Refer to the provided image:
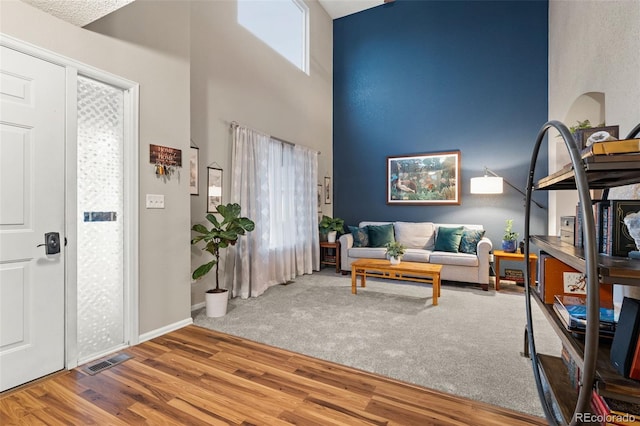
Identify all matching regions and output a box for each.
[575,199,640,257]
[503,268,524,284]
[591,391,640,425]
[553,294,616,338]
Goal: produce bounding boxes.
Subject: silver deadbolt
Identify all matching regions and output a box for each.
[37,232,61,255]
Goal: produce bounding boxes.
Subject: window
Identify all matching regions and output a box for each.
[238,0,309,74]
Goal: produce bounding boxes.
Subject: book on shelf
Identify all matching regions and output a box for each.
[575,199,640,256]
[611,297,640,378]
[504,268,524,284]
[553,294,616,337]
[581,138,640,159]
[630,330,640,381]
[592,390,640,425]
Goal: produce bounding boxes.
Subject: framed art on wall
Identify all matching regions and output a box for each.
[318,184,322,209]
[207,167,223,212]
[189,147,199,195]
[324,176,331,204]
[387,150,461,205]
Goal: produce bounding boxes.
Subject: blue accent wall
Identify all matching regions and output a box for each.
[333,0,549,246]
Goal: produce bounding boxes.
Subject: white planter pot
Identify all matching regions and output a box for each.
[390,256,401,265]
[205,289,229,317]
[327,231,337,243]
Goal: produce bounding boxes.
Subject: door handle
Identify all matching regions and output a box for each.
[37,232,61,255]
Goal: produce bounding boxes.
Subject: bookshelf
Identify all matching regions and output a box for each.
[523,120,640,425]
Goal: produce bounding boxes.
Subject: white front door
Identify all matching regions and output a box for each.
[0,46,66,391]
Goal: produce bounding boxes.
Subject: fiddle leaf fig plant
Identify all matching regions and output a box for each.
[191,203,255,292]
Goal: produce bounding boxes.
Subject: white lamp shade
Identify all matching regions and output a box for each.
[470,176,503,194]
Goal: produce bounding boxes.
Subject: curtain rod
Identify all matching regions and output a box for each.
[229,120,321,155]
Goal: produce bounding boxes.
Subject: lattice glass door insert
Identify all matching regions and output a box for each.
[77,75,125,361]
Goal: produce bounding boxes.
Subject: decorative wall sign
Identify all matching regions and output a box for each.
[190,147,199,195]
[207,167,223,212]
[150,144,182,167]
[387,150,461,205]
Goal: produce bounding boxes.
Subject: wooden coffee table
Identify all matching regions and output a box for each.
[351,258,443,306]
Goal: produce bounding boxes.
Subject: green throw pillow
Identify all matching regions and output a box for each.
[348,226,369,247]
[434,226,464,253]
[458,228,486,254]
[368,224,395,247]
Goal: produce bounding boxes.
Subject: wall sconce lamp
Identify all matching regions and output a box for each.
[470,167,545,209]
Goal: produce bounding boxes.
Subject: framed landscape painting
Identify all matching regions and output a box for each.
[387,150,461,205]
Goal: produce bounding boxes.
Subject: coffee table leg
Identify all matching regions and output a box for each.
[433,274,440,306]
[361,272,366,288]
[351,266,357,294]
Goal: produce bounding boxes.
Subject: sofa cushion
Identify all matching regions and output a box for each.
[394,222,436,249]
[434,226,464,252]
[368,223,395,247]
[458,228,486,255]
[348,226,369,247]
[402,249,431,263]
[348,247,386,259]
[430,252,479,266]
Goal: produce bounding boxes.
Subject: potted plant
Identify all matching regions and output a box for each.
[319,215,344,243]
[191,203,255,317]
[502,219,519,253]
[385,241,406,265]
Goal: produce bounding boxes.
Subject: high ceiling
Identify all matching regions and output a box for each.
[19,0,382,27]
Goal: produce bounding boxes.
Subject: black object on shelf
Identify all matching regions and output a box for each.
[610,297,640,378]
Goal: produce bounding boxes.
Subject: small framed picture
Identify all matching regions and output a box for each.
[324,176,331,204]
[207,167,223,213]
[317,184,322,209]
[189,147,199,195]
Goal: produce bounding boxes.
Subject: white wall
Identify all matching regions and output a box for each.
[1,0,192,336]
[189,0,334,305]
[548,0,640,300]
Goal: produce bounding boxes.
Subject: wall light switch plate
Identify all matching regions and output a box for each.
[146,194,165,209]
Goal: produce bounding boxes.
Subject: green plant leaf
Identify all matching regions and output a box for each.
[192,260,216,280]
[206,213,220,227]
[191,223,209,234]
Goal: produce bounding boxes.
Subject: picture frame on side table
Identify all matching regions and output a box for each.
[207,167,223,213]
[190,147,199,195]
[387,150,461,205]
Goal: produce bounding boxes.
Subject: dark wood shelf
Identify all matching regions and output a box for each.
[531,235,640,286]
[531,290,640,404]
[537,354,579,425]
[535,154,640,191]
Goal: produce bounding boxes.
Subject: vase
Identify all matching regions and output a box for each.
[390,256,401,265]
[502,239,517,253]
[205,289,229,317]
[327,231,337,243]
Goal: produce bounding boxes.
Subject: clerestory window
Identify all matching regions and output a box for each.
[237,0,309,74]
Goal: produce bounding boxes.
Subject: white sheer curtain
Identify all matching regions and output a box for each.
[226,125,319,298]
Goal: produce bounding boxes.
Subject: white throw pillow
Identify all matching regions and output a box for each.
[393,222,436,249]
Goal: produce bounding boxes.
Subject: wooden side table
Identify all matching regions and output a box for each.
[493,250,538,291]
[320,241,340,273]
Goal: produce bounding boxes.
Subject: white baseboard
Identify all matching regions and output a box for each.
[191,301,205,312]
[138,317,193,343]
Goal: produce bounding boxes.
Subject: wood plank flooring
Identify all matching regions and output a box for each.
[0,325,546,425]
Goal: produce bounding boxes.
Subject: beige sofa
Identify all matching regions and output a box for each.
[339,221,493,290]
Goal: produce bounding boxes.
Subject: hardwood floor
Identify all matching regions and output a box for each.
[0,325,546,425]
